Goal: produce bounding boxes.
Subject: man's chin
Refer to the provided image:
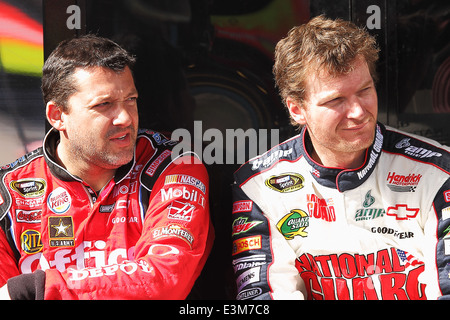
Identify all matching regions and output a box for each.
[101,150,134,169]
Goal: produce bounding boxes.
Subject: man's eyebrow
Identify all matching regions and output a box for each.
[318,79,375,105]
[125,89,139,97]
[317,91,341,105]
[359,79,374,89]
[88,94,111,105]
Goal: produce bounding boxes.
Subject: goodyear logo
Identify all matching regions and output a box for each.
[265,173,304,193]
[277,209,309,240]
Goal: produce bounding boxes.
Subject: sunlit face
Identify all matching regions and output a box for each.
[62,66,139,170]
[288,56,378,165]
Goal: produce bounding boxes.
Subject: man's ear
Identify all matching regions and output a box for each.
[46,101,66,131]
[286,96,307,125]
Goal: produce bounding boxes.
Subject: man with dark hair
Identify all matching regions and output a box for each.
[231,16,450,300]
[0,35,214,299]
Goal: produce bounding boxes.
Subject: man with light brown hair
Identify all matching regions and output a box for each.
[231,15,450,300]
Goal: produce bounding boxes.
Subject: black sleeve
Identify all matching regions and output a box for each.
[231,183,273,300]
[7,270,46,300]
[433,178,450,299]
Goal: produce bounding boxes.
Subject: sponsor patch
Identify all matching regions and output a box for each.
[306,194,336,222]
[232,235,262,255]
[16,209,42,223]
[10,178,46,198]
[15,197,44,208]
[47,187,71,214]
[236,267,261,292]
[442,207,450,220]
[386,172,421,192]
[152,224,194,248]
[161,186,205,208]
[21,229,43,254]
[232,200,253,214]
[232,217,262,236]
[386,204,419,220]
[265,173,304,193]
[99,203,115,213]
[49,216,75,247]
[251,148,293,170]
[237,288,263,300]
[444,190,450,203]
[145,150,171,177]
[167,200,195,222]
[164,174,206,193]
[395,138,442,159]
[277,209,309,240]
[233,255,266,273]
[354,190,385,221]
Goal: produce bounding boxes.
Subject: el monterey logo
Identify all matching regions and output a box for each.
[47,187,72,214]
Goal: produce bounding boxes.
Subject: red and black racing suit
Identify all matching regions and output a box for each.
[0,128,214,299]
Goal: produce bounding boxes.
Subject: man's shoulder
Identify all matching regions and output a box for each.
[136,128,204,191]
[234,133,303,187]
[382,126,450,173]
[0,148,45,221]
[136,129,179,151]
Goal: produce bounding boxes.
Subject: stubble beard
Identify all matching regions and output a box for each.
[69,127,137,170]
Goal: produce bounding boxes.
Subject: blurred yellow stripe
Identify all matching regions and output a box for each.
[0,38,43,76]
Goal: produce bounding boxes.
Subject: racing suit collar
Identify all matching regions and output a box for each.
[300,122,385,192]
[42,128,135,185]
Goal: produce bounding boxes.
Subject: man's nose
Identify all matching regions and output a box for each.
[347,98,366,119]
[113,103,134,127]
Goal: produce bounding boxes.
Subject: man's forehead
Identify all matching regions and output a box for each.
[71,66,135,91]
[68,66,137,104]
[304,57,372,97]
[72,65,130,81]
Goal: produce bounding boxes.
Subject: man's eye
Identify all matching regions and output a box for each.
[94,102,110,108]
[325,98,342,106]
[359,86,372,94]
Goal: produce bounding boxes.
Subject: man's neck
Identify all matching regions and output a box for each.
[305,135,366,169]
[55,142,116,192]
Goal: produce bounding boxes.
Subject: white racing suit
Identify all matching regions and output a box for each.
[232,122,450,300]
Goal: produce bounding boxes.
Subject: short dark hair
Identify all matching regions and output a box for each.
[41,34,136,110]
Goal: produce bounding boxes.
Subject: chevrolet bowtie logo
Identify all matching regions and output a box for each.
[386,204,420,220]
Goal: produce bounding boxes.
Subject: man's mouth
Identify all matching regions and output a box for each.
[110,133,132,146]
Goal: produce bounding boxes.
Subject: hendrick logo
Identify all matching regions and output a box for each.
[386,172,422,192]
[265,173,304,193]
